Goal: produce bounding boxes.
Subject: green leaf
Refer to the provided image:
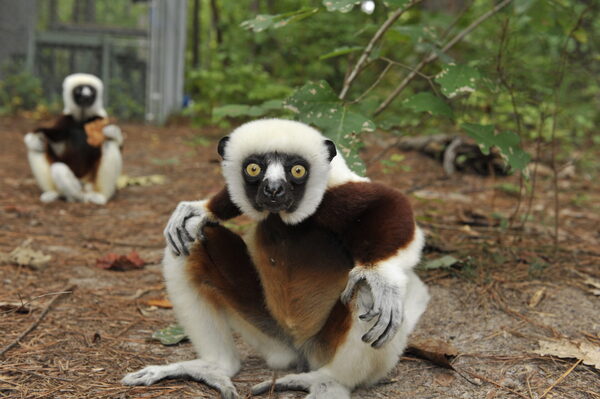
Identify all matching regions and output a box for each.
[241,8,319,32]
[151,324,188,346]
[403,92,453,118]
[285,81,375,176]
[420,255,459,270]
[319,46,364,60]
[462,123,531,171]
[322,0,360,13]
[435,64,480,98]
[383,0,411,8]
[213,100,283,120]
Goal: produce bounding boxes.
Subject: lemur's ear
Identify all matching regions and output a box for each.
[324,140,337,162]
[217,136,230,159]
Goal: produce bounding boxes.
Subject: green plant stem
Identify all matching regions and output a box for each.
[339,0,424,100]
[373,0,514,116]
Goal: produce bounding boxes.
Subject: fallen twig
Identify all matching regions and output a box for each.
[538,359,582,399]
[0,284,76,358]
[459,367,529,399]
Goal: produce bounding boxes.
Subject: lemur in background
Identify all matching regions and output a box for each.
[123,119,430,398]
[24,73,123,205]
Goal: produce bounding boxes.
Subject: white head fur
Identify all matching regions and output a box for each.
[62,73,108,121]
[222,119,350,224]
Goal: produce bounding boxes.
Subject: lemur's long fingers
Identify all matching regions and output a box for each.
[165,233,181,256]
[340,275,363,304]
[176,228,190,256]
[362,307,392,345]
[359,308,380,321]
[371,312,400,348]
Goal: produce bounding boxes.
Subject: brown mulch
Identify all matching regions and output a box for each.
[1,116,598,399]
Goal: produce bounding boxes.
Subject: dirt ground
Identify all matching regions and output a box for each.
[1,115,599,399]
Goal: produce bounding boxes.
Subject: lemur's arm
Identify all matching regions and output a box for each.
[314,182,423,348]
[34,115,77,141]
[164,187,242,256]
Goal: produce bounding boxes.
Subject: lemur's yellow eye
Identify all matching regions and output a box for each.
[246,163,261,177]
[291,165,306,179]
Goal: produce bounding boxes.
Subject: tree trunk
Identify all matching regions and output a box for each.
[191,0,201,69]
[210,0,223,46]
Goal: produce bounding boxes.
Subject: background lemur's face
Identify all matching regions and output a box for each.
[72,84,97,108]
[241,152,310,213]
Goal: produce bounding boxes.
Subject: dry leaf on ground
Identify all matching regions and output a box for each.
[406,337,459,369]
[95,251,146,271]
[144,298,173,309]
[0,240,51,270]
[528,288,546,308]
[534,339,600,370]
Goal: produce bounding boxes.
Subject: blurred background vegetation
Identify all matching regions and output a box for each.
[1,0,598,175]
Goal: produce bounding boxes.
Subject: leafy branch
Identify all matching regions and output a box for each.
[374,0,514,115]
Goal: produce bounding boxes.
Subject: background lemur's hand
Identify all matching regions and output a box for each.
[24,132,46,152]
[341,267,405,349]
[164,200,215,257]
[102,124,123,145]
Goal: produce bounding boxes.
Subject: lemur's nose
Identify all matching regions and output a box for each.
[263,181,285,199]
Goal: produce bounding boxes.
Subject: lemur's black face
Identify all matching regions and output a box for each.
[72,84,97,108]
[242,152,309,213]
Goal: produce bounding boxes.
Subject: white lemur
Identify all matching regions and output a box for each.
[24,73,123,205]
[122,119,429,398]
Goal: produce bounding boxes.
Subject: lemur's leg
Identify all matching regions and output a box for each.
[124,224,297,399]
[50,162,85,202]
[253,236,430,398]
[24,132,59,202]
[253,272,428,398]
[86,133,123,205]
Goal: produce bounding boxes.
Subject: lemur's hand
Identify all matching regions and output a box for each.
[102,124,123,145]
[24,132,46,152]
[164,200,215,257]
[341,267,405,349]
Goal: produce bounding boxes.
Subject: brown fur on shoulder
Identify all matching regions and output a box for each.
[207,187,242,220]
[314,182,416,265]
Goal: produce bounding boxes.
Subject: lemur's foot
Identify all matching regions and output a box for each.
[122,360,239,399]
[252,371,350,399]
[84,192,108,205]
[40,191,60,203]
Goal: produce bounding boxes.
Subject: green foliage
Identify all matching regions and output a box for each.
[420,255,460,270]
[240,8,320,32]
[435,64,480,99]
[213,100,283,120]
[403,92,453,118]
[462,123,531,172]
[190,0,599,177]
[185,64,293,124]
[323,1,360,13]
[285,81,375,175]
[107,79,145,120]
[152,324,187,346]
[0,64,44,114]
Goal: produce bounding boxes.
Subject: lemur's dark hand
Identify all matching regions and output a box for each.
[341,267,405,349]
[164,200,214,257]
